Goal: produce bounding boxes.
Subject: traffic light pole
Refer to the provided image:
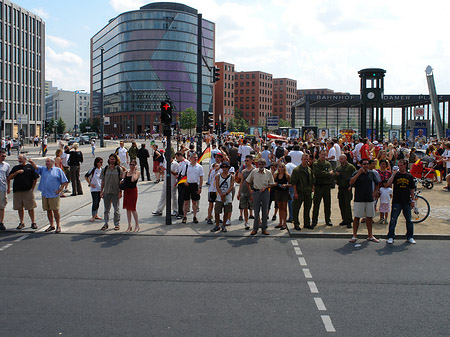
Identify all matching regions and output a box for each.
[163,125,172,226]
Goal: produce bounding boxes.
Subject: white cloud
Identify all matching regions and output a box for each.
[32,7,49,19]
[45,47,89,91]
[47,35,73,49]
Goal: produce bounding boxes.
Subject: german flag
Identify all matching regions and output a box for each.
[176,176,187,186]
[198,146,211,163]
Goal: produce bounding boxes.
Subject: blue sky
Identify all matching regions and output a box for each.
[13,0,450,99]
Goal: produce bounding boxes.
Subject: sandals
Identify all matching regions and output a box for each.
[31,223,38,230]
[181,217,187,224]
[114,225,120,231]
[44,226,56,232]
[100,224,108,231]
[55,228,61,233]
[367,236,380,243]
[349,237,357,243]
[16,223,25,230]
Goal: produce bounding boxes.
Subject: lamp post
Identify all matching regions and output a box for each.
[74,89,85,137]
[171,86,181,150]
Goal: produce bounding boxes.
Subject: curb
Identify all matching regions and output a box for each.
[287,229,450,240]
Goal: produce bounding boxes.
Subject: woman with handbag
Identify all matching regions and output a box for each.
[273,163,291,230]
[123,159,140,232]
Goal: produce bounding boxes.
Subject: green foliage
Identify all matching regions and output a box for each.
[80,118,100,133]
[278,119,291,127]
[227,117,249,133]
[45,118,55,134]
[56,118,66,134]
[79,120,90,133]
[180,108,197,133]
[258,121,268,132]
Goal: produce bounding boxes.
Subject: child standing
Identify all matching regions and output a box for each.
[379,180,393,224]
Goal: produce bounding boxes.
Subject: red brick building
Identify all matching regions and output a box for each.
[273,78,297,121]
[234,71,273,126]
[214,62,235,126]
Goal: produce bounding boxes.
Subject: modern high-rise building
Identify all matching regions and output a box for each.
[273,78,297,121]
[0,0,45,139]
[90,2,215,135]
[214,61,234,126]
[45,80,57,96]
[45,90,90,133]
[234,71,272,127]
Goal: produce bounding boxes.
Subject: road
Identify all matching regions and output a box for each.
[1,233,449,337]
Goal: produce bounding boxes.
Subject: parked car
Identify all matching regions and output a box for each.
[68,136,89,146]
[103,134,112,140]
[81,132,98,140]
[11,139,20,150]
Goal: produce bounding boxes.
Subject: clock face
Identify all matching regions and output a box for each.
[367,92,375,99]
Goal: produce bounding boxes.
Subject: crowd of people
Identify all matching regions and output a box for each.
[1,133,449,244]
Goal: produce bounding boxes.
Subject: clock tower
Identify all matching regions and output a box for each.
[359,68,386,141]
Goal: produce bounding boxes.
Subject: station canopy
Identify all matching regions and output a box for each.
[293,94,450,108]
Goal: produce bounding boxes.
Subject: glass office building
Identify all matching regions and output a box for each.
[0,0,45,139]
[90,2,215,135]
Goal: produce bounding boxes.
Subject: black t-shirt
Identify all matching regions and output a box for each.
[9,164,40,192]
[392,172,415,204]
[352,171,379,202]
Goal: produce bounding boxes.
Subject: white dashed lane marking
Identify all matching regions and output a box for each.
[298,257,307,266]
[307,281,319,293]
[302,268,312,279]
[0,243,13,251]
[292,240,336,332]
[314,297,327,311]
[321,315,336,332]
[0,235,29,251]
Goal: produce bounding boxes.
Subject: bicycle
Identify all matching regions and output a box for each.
[411,183,430,224]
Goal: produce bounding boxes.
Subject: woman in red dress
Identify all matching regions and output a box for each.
[123,159,140,232]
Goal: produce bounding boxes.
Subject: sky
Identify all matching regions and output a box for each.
[13,0,450,96]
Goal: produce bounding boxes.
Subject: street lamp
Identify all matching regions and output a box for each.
[74,89,85,137]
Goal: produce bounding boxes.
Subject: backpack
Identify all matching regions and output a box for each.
[275,146,285,159]
[84,167,96,179]
[397,149,405,160]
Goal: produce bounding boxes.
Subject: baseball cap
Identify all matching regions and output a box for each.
[220,161,230,168]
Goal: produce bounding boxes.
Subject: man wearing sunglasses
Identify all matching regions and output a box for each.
[349,158,380,243]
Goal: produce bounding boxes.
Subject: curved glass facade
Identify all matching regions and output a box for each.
[90,2,215,134]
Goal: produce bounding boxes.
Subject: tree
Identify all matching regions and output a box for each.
[79,120,90,133]
[56,117,66,134]
[180,108,196,135]
[278,119,291,128]
[227,117,249,133]
[45,118,55,134]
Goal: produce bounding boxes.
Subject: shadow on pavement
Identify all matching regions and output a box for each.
[375,242,409,256]
[333,241,371,255]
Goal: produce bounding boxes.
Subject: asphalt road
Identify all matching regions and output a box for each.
[1,233,449,337]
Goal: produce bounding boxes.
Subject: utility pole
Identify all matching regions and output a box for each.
[196,13,203,157]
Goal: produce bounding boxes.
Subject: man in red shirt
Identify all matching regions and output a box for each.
[360,138,370,160]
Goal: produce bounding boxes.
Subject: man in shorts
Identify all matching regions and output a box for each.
[349,158,380,243]
[8,154,39,230]
[0,150,10,230]
[237,155,255,230]
[182,153,204,224]
[211,162,234,233]
[28,157,68,233]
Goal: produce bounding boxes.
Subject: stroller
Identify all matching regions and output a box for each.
[410,159,436,189]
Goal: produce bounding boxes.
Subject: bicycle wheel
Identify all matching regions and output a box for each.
[411,195,430,223]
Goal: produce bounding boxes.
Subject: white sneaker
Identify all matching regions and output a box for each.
[408,238,416,244]
[226,219,230,225]
[244,222,250,230]
[387,237,394,244]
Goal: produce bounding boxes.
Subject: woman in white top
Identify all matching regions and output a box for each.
[85,157,103,222]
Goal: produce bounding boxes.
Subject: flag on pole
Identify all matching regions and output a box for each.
[198,146,211,163]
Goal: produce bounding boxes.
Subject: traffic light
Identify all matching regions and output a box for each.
[214,121,219,133]
[212,67,220,83]
[221,121,226,133]
[160,101,173,125]
[203,111,213,131]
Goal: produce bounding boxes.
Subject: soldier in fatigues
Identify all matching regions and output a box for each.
[335,155,356,228]
[311,150,334,227]
[290,154,314,230]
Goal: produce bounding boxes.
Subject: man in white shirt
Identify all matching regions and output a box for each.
[353,138,363,165]
[175,152,189,219]
[288,145,303,166]
[327,141,337,171]
[181,153,204,224]
[238,139,253,162]
[285,155,297,222]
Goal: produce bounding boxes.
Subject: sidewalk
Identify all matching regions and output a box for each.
[2,171,449,239]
